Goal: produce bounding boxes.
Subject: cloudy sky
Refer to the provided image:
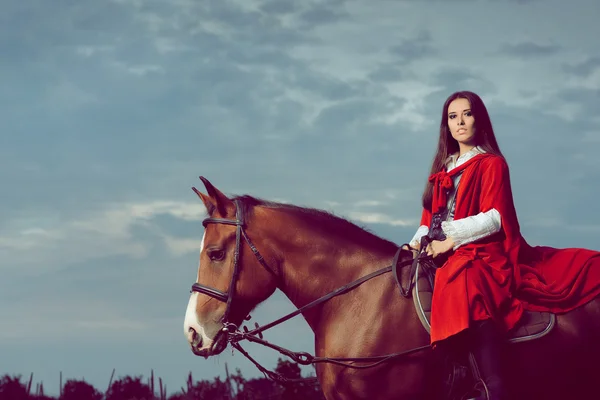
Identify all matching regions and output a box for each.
[2,0,599,396]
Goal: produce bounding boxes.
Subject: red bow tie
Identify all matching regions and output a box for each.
[429,170,454,213]
[427,153,490,214]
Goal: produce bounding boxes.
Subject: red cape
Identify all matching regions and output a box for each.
[421,154,600,344]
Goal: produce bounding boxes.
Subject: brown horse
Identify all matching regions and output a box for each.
[183,177,600,400]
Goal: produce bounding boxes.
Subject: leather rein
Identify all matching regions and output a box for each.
[190,200,433,384]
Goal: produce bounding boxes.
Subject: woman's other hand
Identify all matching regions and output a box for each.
[425,238,455,258]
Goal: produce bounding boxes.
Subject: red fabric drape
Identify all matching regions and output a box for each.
[421,154,600,345]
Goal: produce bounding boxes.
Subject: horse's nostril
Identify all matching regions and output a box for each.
[189,327,202,348]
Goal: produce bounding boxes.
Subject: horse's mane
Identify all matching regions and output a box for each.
[231,194,399,250]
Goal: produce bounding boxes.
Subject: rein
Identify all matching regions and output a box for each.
[191,200,433,385]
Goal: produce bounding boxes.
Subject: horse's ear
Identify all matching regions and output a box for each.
[194,176,234,217]
[192,186,217,216]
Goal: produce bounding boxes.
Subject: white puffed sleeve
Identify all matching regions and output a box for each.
[409,225,430,248]
[441,208,501,250]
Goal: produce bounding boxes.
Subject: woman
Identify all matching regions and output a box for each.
[404,91,600,400]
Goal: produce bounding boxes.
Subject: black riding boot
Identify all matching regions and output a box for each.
[466,320,508,400]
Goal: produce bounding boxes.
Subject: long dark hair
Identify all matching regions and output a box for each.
[421,91,504,211]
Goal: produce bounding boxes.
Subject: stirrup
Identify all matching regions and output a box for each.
[465,380,490,400]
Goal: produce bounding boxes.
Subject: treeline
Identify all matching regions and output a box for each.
[1,358,326,400]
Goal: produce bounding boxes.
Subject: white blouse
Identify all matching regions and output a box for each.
[409,146,501,250]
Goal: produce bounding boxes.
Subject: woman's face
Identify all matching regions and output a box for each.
[447,98,476,147]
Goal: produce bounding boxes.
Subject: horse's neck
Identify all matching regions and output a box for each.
[265,209,398,331]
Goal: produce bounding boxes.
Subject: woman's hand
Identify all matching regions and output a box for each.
[425,238,455,258]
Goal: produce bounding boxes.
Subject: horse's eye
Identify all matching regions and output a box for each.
[207,249,225,261]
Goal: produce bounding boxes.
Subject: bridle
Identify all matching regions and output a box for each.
[191,199,277,324]
[189,199,432,384]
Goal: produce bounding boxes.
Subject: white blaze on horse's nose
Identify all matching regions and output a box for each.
[184,292,203,342]
[184,232,207,344]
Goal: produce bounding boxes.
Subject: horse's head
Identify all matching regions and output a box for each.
[183,177,279,357]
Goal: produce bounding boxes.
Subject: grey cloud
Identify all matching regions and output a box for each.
[1,49,299,215]
[376,0,538,3]
[199,1,263,32]
[112,0,313,51]
[562,56,600,78]
[0,0,133,62]
[387,0,476,2]
[149,213,204,239]
[499,42,561,58]
[1,215,201,316]
[287,72,362,101]
[1,0,595,251]
[298,5,349,28]
[430,68,497,97]
[493,0,540,3]
[554,87,600,126]
[369,31,437,82]
[1,0,380,218]
[312,99,376,134]
[260,0,299,15]
[368,65,406,82]
[199,1,311,48]
[388,31,436,64]
[223,45,298,70]
[364,32,436,86]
